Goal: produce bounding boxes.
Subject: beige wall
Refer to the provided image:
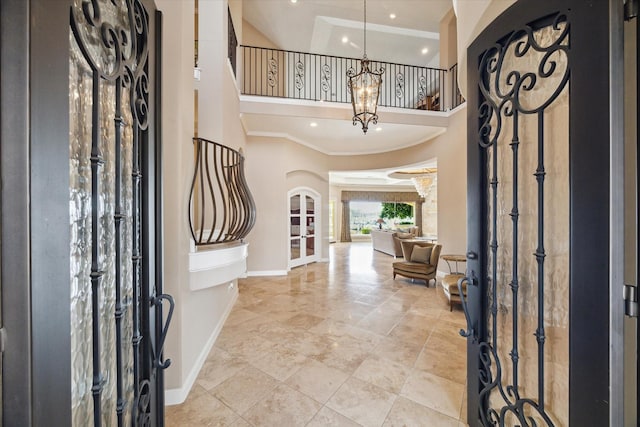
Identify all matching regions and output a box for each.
[157,0,194,393]
[246,105,467,276]
[330,106,468,259]
[159,0,249,400]
[245,138,331,272]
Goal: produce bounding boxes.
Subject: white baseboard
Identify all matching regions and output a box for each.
[247,270,288,277]
[164,290,238,406]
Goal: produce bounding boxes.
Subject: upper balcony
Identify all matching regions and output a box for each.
[239,45,463,112]
[233,45,465,155]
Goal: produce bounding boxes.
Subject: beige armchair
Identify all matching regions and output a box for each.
[392,241,442,286]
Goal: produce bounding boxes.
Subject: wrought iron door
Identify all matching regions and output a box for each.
[69,0,172,425]
[464,0,616,425]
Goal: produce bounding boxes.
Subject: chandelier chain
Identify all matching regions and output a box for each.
[363,0,367,57]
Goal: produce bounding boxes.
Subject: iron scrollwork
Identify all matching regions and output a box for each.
[395,72,405,99]
[295,60,305,91]
[268,57,278,87]
[418,75,427,102]
[321,63,331,95]
[473,12,570,427]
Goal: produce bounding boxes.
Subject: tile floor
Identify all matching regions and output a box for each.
[166,242,468,427]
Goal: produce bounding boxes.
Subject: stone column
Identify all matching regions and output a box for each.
[415,200,423,237]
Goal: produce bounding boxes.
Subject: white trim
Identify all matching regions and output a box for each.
[319,257,329,263]
[164,289,238,406]
[247,270,288,277]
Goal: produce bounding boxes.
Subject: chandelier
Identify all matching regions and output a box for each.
[347,0,384,134]
[411,175,435,198]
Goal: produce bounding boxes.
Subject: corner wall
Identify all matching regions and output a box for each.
[158,0,249,404]
[245,137,331,273]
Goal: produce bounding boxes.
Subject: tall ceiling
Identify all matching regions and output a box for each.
[242,0,452,66]
[240,0,454,180]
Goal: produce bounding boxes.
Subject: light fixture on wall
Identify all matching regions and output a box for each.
[347,0,384,134]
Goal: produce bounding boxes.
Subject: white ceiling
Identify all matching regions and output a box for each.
[242,0,453,66]
[240,0,454,180]
[240,113,445,156]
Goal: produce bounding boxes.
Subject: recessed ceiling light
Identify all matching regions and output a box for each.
[290,0,298,3]
[421,47,429,55]
[310,122,318,127]
[341,36,349,44]
[375,127,382,132]
[389,13,396,19]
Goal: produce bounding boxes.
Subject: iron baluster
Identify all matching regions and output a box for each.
[114,76,126,427]
[534,110,547,410]
[90,69,105,427]
[188,138,256,246]
[509,109,520,399]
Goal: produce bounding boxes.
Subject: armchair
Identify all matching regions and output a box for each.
[392,241,442,286]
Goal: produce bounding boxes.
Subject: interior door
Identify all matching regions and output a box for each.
[289,189,320,268]
[463,0,620,425]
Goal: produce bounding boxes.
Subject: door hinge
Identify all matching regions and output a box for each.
[0,327,5,353]
[625,0,638,21]
[624,284,639,317]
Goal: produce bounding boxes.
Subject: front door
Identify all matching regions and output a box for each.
[289,189,320,269]
[1,0,172,424]
[463,0,623,425]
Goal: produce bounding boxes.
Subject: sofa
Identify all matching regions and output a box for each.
[370,229,417,257]
[392,241,442,286]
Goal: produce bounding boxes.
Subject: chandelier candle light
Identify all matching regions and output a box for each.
[347,0,384,134]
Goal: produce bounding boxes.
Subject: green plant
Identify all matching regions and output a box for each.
[361,227,371,234]
[380,202,413,220]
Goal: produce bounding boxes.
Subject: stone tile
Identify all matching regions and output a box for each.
[211,366,278,414]
[249,343,309,381]
[306,406,363,427]
[285,358,350,403]
[353,354,411,394]
[382,396,460,427]
[313,336,373,373]
[387,323,431,346]
[165,386,239,427]
[168,242,468,426]
[281,330,336,357]
[414,332,466,385]
[222,335,279,362]
[373,336,423,367]
[224,308,261,327]
[228,418,252,427]
[401,370,465,419]
[327,377,397,427]
[196,347,251,391]
[281,312,325,329]
[242,383,321,426]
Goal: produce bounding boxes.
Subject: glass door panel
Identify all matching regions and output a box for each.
[289,190,319,268]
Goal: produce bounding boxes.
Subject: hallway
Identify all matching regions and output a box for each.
[166,242,467,426]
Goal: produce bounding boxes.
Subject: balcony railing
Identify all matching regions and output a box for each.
[189,138,256,246]
[240,45,464,111]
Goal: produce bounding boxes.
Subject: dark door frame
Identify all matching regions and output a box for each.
[466,0,617,425]
[1,0,33,424]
